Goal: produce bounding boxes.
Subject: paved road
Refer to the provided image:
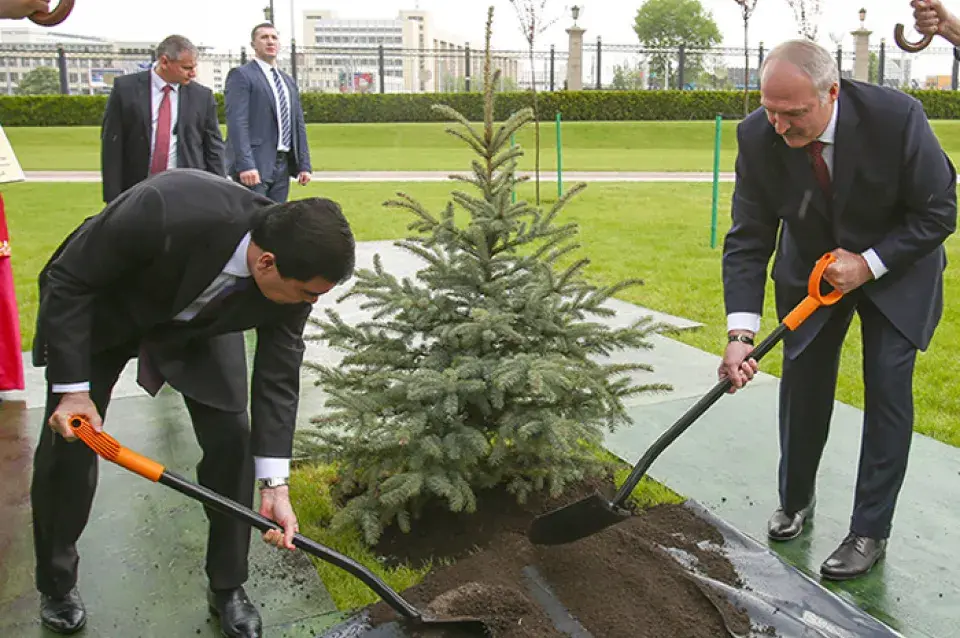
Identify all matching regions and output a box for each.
[22,170,736,183]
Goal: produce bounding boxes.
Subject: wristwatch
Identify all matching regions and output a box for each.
[728,333,755,345]
[258,477,289,490]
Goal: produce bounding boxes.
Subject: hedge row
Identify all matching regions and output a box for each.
[2,89,960,126]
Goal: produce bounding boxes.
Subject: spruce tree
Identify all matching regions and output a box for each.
[299,7,670,546]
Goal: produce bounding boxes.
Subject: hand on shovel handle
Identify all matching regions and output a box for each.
[719,340,758,394]
[259,485,299,551]
[49,392,101,441]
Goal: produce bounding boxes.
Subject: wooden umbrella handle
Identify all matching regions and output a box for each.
[29,0,74,26]
[894,23,934,53]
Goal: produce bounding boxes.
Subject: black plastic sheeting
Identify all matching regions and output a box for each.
[318,500,902,638]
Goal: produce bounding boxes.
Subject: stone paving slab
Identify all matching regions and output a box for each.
[21,170,736,183]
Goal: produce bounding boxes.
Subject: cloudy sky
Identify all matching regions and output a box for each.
[22,0,956,75]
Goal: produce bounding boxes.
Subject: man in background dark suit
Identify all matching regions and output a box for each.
[719,39,956,580]
[100,34,224,204]
[30,169,355,636]
[224,22,311,203]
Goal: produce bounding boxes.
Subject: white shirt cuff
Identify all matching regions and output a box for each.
[861,248,888,280]
[254,457,290,480]
[52,382,91,394]
[727,312,761,334]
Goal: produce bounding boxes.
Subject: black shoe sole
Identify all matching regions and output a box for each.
[40,615,87,635]
[820,555,885,581]
[767,527,803,542]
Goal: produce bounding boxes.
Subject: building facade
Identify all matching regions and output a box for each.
[299,9,518,94]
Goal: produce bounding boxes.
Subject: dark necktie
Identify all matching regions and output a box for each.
[150,84,173,175]
[805,140,832,202]
[136,276,252,395]
[271,67,292,149]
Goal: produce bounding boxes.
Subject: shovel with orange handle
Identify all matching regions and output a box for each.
[67,416,491,635]
[529,250,844,546]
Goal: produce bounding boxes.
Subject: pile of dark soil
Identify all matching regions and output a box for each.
[366,475,768,638]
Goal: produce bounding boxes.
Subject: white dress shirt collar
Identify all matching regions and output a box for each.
[224,232,252,277]
[817,95,839,145]
[150,65,179,94]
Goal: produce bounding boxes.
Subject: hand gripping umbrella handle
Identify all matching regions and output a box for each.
[29,0,74,26]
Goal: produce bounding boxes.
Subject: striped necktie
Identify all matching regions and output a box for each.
[271,67,292,149]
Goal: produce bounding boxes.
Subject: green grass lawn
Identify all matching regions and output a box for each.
[9,120,960,173]
[5,179,959,449]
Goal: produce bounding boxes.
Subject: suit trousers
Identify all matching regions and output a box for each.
[777,290,917,539]
[250,151,293,203]
[30,344,255,597]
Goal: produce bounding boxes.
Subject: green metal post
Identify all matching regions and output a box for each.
[556,112,563,197]
[710,114,722,248]
[511,133,517,203]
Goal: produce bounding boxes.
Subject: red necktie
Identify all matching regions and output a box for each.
[150,84,173,175]
[805,140,832,201]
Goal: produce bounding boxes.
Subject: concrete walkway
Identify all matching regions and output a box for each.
[22,170,733,183]
[2,240,956,638]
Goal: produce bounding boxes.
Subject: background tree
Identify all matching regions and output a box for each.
[298,6,668,546]
[16,67,60,95]
[869,50,879,84]
[733,0,760,116]
[510,0,561,206]
[633,0,721,90]
[611,63,645,90]
[785,0,823,41]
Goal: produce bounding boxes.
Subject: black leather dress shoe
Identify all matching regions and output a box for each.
[40,587,86,634]
[207,586,262,638]
[820,533,887,580]
[767,500,815,541]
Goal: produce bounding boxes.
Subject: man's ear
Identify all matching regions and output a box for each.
[255,251,277,274]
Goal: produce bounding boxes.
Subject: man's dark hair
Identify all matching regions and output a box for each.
[251,22,277,42]
[251,198,355,284]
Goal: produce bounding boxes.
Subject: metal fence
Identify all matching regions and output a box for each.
[1,39,958,97]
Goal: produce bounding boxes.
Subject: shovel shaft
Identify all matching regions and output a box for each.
[610,323,788,506]
[156,470,423,621]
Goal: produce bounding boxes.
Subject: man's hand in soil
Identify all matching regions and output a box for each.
[718,336,758,394]
[48,392,101,442]
[260,485,299,550]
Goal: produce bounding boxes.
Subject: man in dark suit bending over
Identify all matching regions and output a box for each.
[719,39,956,580]
[30,169,355,636]
[100,34,224,203]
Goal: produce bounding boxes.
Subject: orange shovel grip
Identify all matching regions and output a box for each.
[783,253,844,331]
[69,416,165,482]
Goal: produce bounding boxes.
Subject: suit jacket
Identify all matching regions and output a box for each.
[100,70,225,204]
[723,79,957,358]
[223,61,311,183]
[31,169,311,459]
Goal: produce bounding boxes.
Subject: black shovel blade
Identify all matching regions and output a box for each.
[528,491,632,545]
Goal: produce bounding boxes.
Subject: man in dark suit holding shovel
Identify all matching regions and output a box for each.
[100,34,224,203]
[30,169,355,636]
[719,39,956,580]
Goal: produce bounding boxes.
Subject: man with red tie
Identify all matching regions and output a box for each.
[100,34,224,203]
[718,39,956,580]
